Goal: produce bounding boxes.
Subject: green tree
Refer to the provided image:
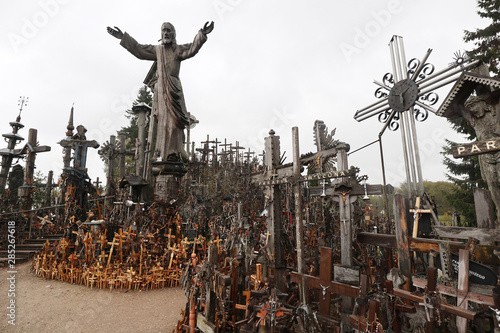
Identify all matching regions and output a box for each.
[464,0,500,75]
[440,118,486,226]
[108,86,153,179]
[32,171,47,209]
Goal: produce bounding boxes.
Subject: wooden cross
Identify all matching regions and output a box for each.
[231,141,245,165]
[164,228,176,247]
[409,196,433,238]
[290,247,361,317]
[362,204,373,221]
[393,265,478,331]
[106,236,120,267]
[210,236,223,255]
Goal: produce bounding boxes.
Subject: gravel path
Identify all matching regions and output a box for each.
[0,261,187,333]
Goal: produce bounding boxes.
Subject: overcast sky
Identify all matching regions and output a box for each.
[0,0,488,189]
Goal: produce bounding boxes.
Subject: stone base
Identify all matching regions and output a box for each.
[151,161,187,201]
[155,174,181,201]
[151,161,187,177]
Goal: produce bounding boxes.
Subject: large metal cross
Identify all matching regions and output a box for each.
[354,36,479,198]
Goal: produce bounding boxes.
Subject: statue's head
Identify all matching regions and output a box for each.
[465,96,491,119]
[161,22,176,45]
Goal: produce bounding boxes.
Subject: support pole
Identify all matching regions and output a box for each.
[292,127,306,303]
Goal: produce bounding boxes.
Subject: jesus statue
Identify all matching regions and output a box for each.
[107,21,214,163]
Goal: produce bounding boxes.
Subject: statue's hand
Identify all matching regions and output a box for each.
[107,26,124,39]
[202,21,214,35]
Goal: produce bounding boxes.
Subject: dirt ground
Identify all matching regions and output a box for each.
[0,260,188,333]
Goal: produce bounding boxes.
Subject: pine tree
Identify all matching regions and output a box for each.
[118,85,153,141]
[440,118,487,226]
[464,0,500,75]
[115,86,153,178]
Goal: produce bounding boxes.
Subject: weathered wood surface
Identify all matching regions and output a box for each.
[393,194,411,285]
[197,313,215,333]
[433,226,500,245]
[393,288,477,321]
[290,272,360,299]
[291,250,361,304]
[413,278,495,306]
[357,232,500,265]
[457,249,470,333]
[308,183,394,197]
[410,237,465,253]
[256,169,352,186]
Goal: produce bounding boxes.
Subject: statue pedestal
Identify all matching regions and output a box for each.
[151,161,187,201]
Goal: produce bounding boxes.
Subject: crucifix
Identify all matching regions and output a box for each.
[290,247,362,321]
[19,128,51,213]
[354,36,481,199]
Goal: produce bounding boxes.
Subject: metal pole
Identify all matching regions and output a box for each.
[408,108,425,195]
[389,37,399,83]
[398,116,412,199]
[378,136,390,217]
[402,111,418,196]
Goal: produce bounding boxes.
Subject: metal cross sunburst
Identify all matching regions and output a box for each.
[354,36,479,198]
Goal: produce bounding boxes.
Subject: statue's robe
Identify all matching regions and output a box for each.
[120,30,207,161]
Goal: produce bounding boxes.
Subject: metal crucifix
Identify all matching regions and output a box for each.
[354,36,480,199]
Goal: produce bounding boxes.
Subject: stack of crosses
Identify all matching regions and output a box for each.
[31,225,207,291]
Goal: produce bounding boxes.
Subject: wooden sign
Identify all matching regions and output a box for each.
[435,252,497,286]
[452,137,500,158]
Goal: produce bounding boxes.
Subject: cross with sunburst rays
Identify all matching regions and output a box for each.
[354,36,480,198]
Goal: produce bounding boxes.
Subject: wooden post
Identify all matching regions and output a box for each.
[264,129,286,291]
[292,127,306,303]
[426,267,438,332]
[205,245,218,324]
[106,135,116,206]
[457,249,470,333]
[119,134,126,179]
[132,103,150,177]
[393,194,411,289]
[44,170,53,207]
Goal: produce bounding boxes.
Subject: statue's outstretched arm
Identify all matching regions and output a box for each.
[107,26,124,39]
[201,21,214,35]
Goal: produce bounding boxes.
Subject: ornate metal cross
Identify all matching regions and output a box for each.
[354,36,479,198]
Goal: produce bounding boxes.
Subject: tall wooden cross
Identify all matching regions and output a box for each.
[19,128,51,211]
[354,36,481,199]
[290,247,361,318]
[231,141,245,166]
[254,128,353,293]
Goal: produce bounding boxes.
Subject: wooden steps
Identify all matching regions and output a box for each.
[0,233,63,267]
